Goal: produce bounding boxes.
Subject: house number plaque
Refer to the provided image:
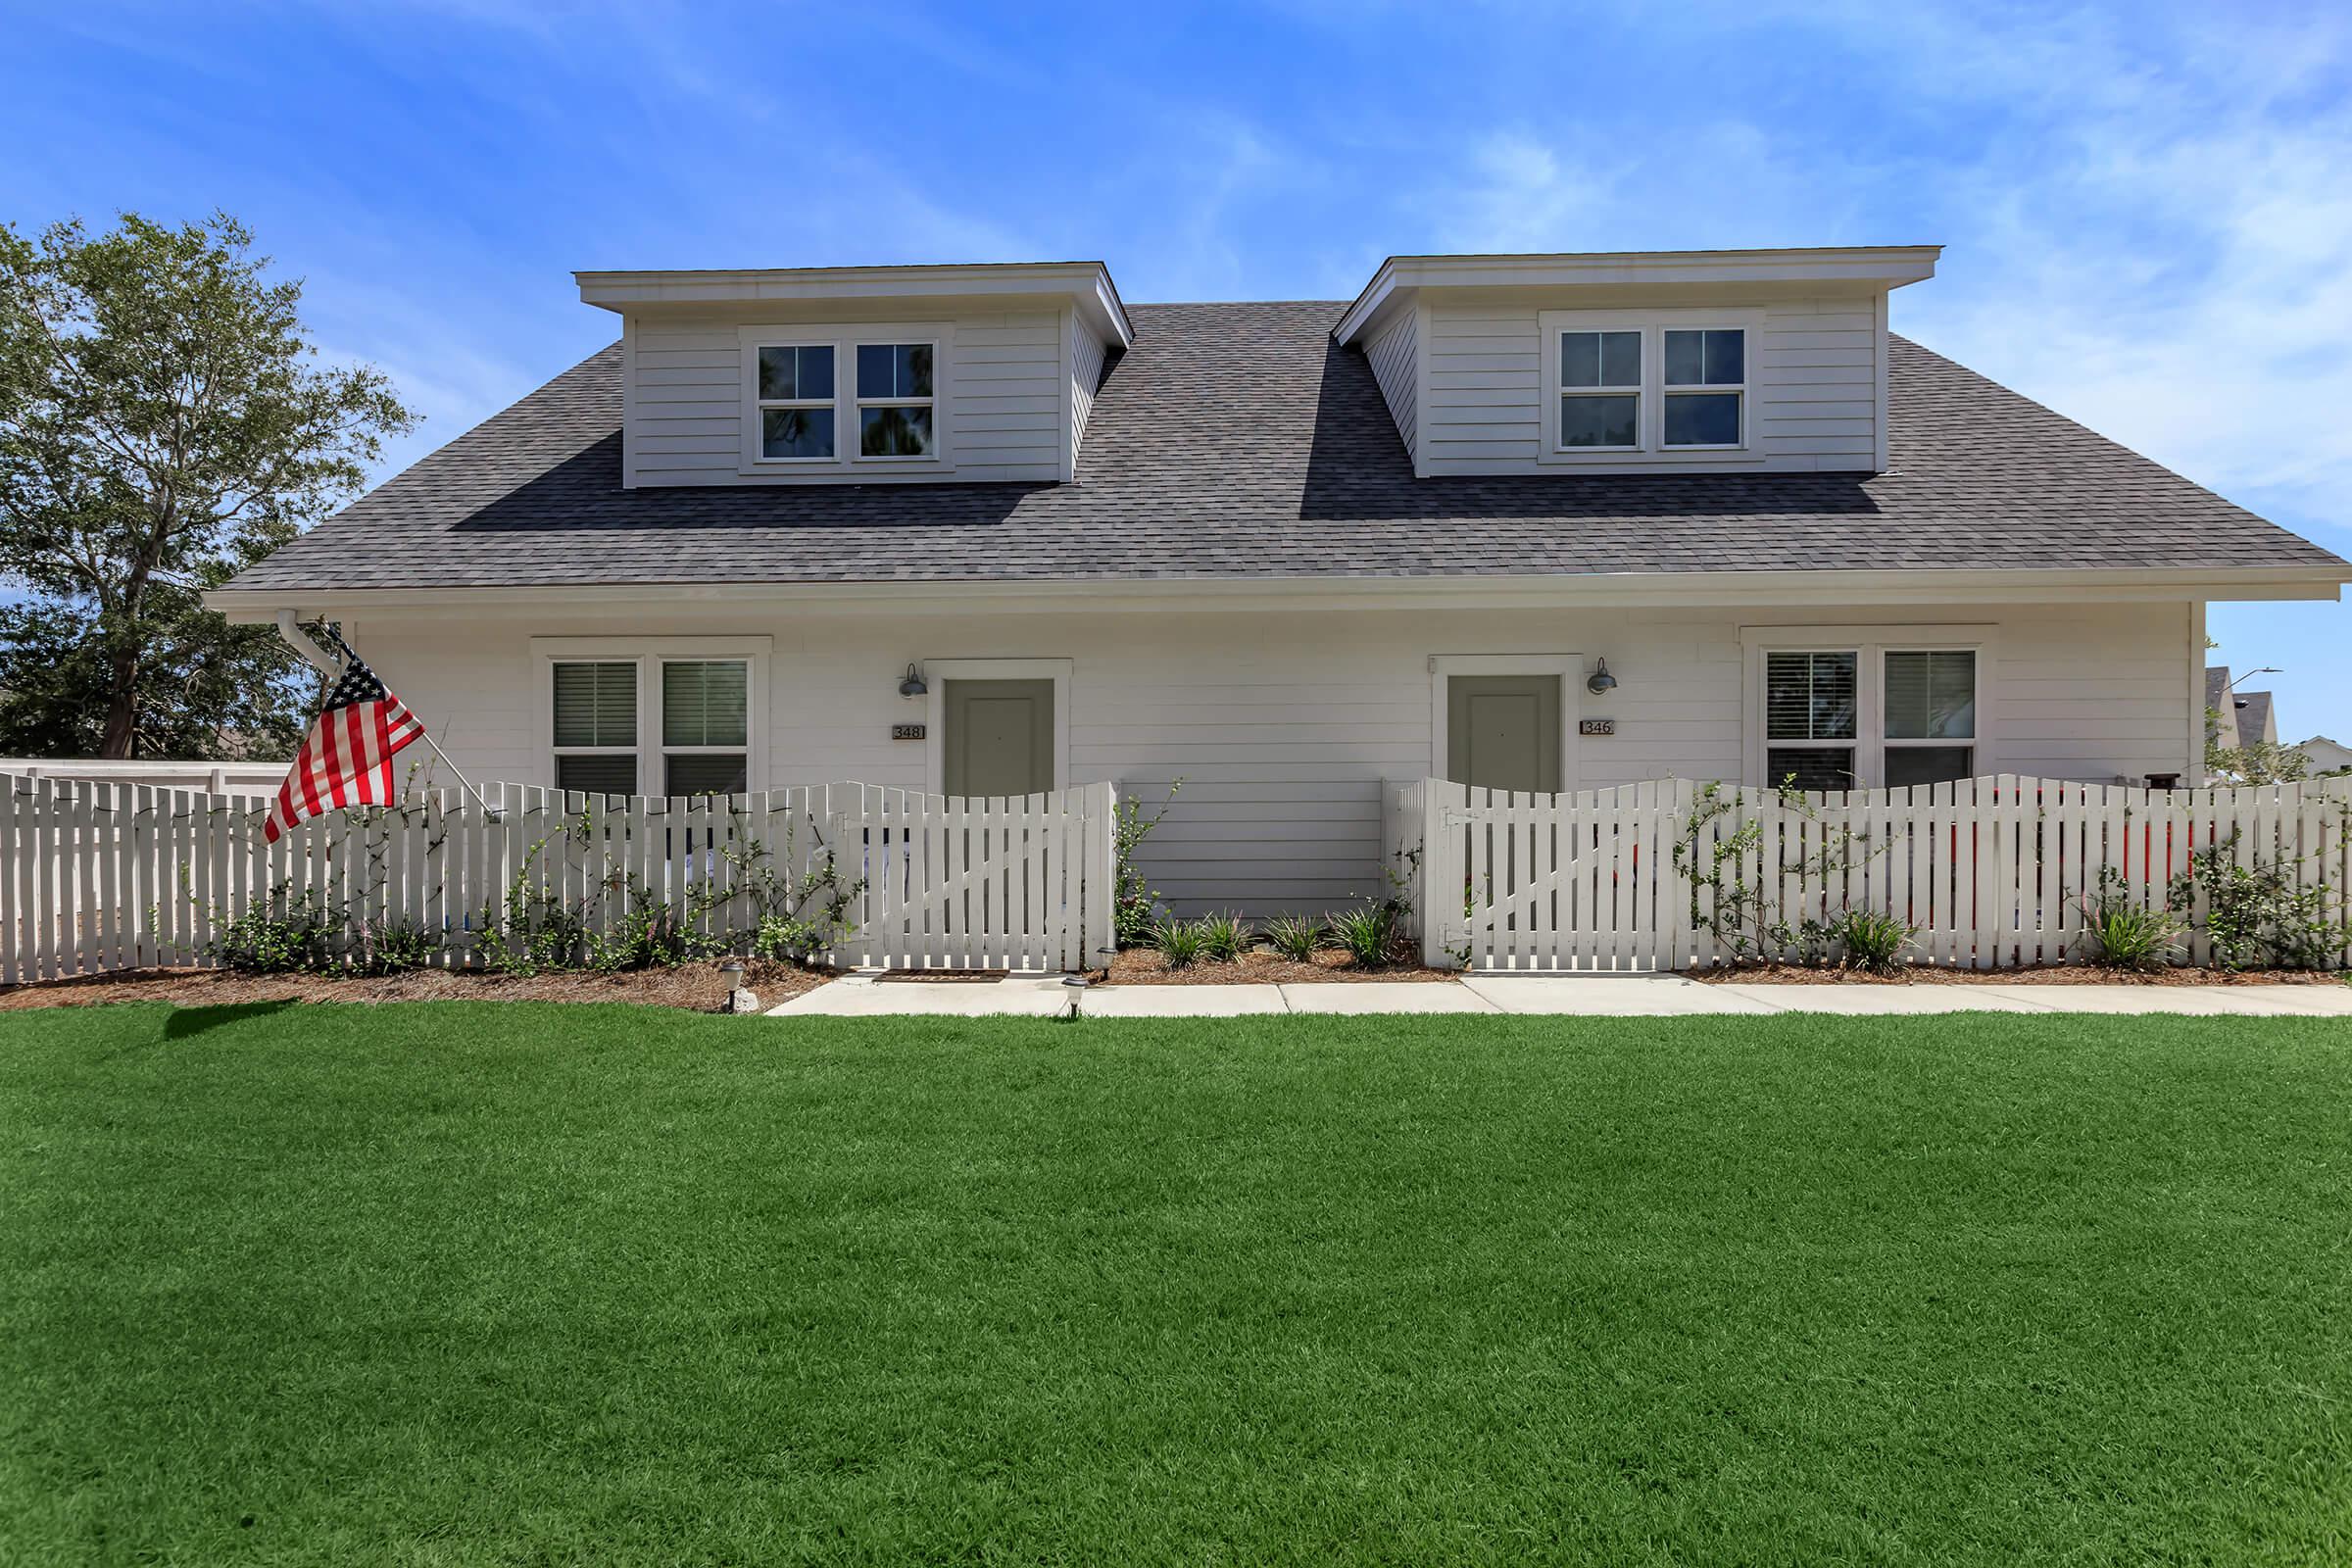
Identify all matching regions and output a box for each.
[1579,718,1615,736]
[892,723,926,741]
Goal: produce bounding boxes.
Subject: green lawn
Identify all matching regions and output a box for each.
[3,1004,2349,1565]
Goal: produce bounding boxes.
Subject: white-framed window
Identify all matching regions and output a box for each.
[753,343,837,461]
[1557,329,1642,450]
[855,341,936,459]
[1539,313,1759,459]
[1743,628,1991,790]
[737,323,950,475]
[1662,327,1744,448]
[552,660,640,795]
[539,638,768,797]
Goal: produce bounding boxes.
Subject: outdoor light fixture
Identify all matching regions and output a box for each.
[898,663,928,700]
[1586,658,1618,697]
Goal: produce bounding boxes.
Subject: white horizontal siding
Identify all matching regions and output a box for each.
[1363,306,1417,457]
[630,309,1065,486]
[355,600,2195,921]
[1421,297,1882,475]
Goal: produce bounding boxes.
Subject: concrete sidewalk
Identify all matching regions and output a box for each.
[768,971,2352,1018]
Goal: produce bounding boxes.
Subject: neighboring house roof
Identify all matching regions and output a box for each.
[2205,667,2237,748]
[222,301,2350,593]
[2300,735,2352,771]
[2235,690,2276,747]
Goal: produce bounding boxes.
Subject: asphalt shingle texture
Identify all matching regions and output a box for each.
[225,300,2346,591]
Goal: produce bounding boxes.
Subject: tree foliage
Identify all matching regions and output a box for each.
[0,212,416,758]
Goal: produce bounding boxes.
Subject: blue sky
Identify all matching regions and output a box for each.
[7,0,2349,738]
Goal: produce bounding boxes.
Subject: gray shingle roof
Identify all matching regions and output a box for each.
[226,300,2346,592]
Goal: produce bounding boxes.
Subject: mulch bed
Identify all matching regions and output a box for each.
[1101,949,1455,986]
[1690,963,2350,987]
[0,959,836,1013]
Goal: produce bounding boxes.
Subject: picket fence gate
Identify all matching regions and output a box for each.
[1400,774,2352,973]
[0,775,1116,984]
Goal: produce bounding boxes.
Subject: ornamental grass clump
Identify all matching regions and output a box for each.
[1264,913,1323,962]
[1831,907,1916,975]
[2072,868,2183,972]
[1327,905,1397,968]
[1152,915,1208,969]
[1196,910,1250,963]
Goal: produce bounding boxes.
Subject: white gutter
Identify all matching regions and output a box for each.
[208,564,2346,623]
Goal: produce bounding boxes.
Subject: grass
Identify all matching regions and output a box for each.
[4,1004,2350,1565]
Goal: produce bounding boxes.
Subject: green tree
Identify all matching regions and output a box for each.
[0,212,415,758]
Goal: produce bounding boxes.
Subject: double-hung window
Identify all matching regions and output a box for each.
[1752,633,1984,790]
[740,324,949,472]
[856,342,935,458]
[1543,316,1754,457]
[755,345,836,460]
[1663,328,1744,447]
[549,652,756,797]
[1557,330,1642,449]
[1764,652,1860,790]
[661,660,750,795]
[552,662,640,795]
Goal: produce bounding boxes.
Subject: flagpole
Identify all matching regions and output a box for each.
[273,612,502,818]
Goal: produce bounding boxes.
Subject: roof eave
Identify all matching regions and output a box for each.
[574,261,1134,348]
[1333,245,1945,345]
[205,563,2347,622]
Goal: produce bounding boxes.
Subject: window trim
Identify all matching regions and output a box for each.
[1537,310,1761,464]
[1740,625,1996,790]
[1554,329,1642,453]
[533,636,770,796]
[1661,326,1748,451]
[736,322,954,477]
[749,342,840,465]
[853,340,940,464]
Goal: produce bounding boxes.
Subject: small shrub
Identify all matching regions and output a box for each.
[1152,915,1207,969]
[1832,907,1915,975]
[360,919,438,975]
[2072,867,2182,971]
[1327,905,1396,968]
[1264,913,1323,962]
[204,885,342,972]
[1113,780,1183,949]
[1196,910,1250,963]
[2168,833,2344,971]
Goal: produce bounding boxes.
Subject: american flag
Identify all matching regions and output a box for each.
[263,633,429,844]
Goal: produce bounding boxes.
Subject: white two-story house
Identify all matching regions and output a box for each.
[208,247,2351,914]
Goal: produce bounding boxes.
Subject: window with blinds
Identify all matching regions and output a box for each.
[661,660,749,796]
[553,662,638,795]
[1765,651,1858,790]
[1884,650,1975,787]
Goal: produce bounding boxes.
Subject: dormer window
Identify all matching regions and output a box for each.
[1558,330,1642,449]
[1663,329,1744,447]
[735,323,954,475]
[756,345,837,460]
[856,342,935,458]
[1538,312,1760,461]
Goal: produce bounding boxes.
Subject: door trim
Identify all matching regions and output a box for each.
[1429,654,1583,792]
[921,658,1072,795]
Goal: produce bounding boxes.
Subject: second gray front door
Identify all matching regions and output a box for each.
[1446,675,1562,793]
[944,679,1055,797]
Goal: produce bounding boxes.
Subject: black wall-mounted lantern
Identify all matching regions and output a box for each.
[1586,658,1618,697]
[898,663,928,700]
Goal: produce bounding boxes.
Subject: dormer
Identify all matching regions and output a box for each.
[1333,246,1939,478]
[578,262,1133,489]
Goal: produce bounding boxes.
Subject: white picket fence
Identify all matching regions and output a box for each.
[1405,775,2352,972]
[0,775,1116,983]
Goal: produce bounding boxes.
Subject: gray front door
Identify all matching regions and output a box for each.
[1447,675,1562,793]
[944,679,1055,797]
